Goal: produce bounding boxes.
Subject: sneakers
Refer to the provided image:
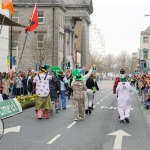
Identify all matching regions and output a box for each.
[79,117,85,121]
[125,117,130,123]
[74,118,78,121]
[120,120,124,123]
[56,109,59,113]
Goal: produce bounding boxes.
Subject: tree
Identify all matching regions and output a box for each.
[102,54,115,76]
[116,50,131,73]
[30,34,53,69]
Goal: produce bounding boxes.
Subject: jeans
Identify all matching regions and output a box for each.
[59,91,66,109]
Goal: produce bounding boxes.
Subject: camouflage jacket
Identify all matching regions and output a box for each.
[72,80,87,100]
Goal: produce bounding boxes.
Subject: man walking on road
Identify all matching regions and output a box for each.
[116,69,132,123]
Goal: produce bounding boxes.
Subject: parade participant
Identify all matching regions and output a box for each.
[85,73,95,114]
[72,64,93,114]
[71,73,87,121]
[116,69,132,123]
[49,71,60,113]
[67,73,73,99]
[58,71,69,109]
[92,74,99,108]
[33,66,53,119]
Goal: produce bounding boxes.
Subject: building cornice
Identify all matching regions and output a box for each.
[13,3,67,12]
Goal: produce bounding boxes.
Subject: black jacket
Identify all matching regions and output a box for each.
[86,77,95,90]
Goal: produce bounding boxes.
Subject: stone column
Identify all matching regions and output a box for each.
[81,17,90,69]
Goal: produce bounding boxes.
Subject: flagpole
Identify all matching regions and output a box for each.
[0,15,6,35]
[16,32,28,72]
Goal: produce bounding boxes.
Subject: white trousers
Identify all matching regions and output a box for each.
[85,89,93,109]
[118,105,131,120]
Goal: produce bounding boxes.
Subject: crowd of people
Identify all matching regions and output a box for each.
[0,64,99,121]
[135,73,150,109]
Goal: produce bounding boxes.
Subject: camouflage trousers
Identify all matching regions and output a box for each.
[72,99,85,118]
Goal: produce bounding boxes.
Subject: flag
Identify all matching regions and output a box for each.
[2,0,14,15]
[25,4,38,32]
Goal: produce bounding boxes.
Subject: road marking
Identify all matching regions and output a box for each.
[47,134,61,144]
[93,105,96,108]
[67,105,71,108]
[109,107,113,109]
[97,102,100,105]
[67,121,77,129]
[4,126,21,134]
[100,100,103,102]
[100,106,134,110]
[108,130,131,150]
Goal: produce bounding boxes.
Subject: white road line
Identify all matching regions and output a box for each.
[93,105,96,108]
[47,134,61,144]
[67,121,77,129]
[109,107,113,109]
[100,100,103,102]
[67,105,71,108]
[97,102,100,105]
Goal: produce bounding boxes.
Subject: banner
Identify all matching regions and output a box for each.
[0,99,22,119]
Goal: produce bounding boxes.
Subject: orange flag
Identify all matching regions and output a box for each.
[2,0,14,15]
[25,4,38,32]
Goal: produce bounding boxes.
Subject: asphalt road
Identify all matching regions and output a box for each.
[0,80,150,150]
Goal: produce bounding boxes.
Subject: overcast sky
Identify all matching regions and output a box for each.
[90,0,150,56]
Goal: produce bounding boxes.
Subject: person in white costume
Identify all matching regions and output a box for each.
[116,71,132,123]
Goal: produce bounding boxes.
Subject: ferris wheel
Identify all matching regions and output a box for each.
[89,23,105,57]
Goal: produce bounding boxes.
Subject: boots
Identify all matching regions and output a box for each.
[43,109,49,119]
[37,109,42,119]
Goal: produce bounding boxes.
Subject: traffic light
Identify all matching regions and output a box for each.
[93,64,97,72]
[76,64,79,69]
[67,62,70,69]
[144,62,147,69]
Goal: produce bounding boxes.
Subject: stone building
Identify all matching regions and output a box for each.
[140,26,150,72]
[12,0,93,71]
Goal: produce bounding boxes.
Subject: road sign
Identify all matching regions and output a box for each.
[0,99,22,119]
[12,56,16,65]
[108,130,132,149]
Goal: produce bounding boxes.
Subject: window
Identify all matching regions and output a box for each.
[143,51,148,59]
[38,11,44,24]
[12,11,19,23]
[143,37,148,43]
[12,33,19,49]
[37,35,44,49]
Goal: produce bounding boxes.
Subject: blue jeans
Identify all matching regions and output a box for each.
[59,91,66,109]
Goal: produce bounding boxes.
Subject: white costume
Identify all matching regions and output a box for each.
[116,81,132,121]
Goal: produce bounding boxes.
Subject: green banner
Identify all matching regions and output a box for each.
[0,99,22,119]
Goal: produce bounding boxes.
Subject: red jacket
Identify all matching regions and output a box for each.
[113,77,120,94]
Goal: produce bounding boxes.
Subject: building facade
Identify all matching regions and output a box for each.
[0,3,9,72]
[12,0,93,71]
[140,26,150,72]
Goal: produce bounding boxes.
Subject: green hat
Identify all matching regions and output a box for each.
[72,69,80,76]
[51,66,61,77]
[74,74,85,81]
[44,64,50,70]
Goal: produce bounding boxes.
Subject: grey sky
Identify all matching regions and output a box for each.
[91,0,150,56]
